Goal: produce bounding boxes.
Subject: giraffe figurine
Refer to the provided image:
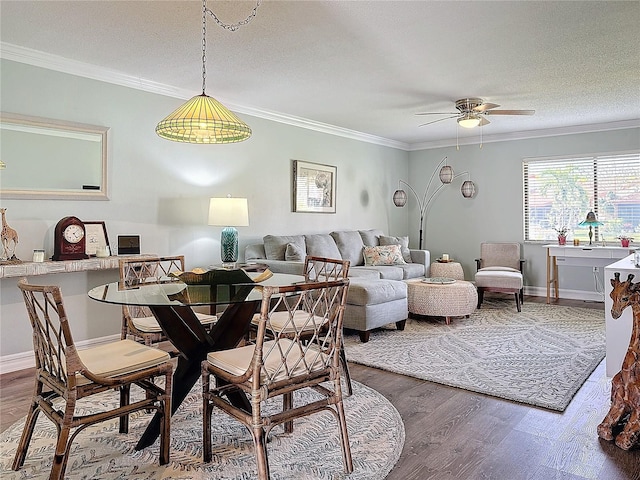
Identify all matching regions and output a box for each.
[597,272,640,450]
[0,208,19,260]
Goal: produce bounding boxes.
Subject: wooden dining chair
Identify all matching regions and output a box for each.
[202,277,353,479]
[119,255,217,347]
[249,256,354,395]
[13,279,173,480]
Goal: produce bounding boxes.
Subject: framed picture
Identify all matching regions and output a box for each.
[83,221,109,256]
[292,160,336,213]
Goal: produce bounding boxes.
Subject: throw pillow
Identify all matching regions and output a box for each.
[363,245,407,266]
[285,242,305,262]
[263,235,306,260]
[378,235,412,263]
[358,229,384,246]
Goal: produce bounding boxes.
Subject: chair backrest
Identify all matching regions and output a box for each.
[303,256,350,281]
[119,256,185,319]
[479,243,521,270]
[251,278,350,390]
[17,279,77,389]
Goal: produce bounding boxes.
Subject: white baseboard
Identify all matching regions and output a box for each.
[0,333,120,375]
[524,286,605,303]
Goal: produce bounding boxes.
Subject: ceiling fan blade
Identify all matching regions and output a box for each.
[418,115,458,127]
[416,111,458,116]
[479,117,490,126]
[484,109,535,116]
[473,102,500,112]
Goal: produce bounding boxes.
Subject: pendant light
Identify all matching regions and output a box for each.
[156,0,259,144]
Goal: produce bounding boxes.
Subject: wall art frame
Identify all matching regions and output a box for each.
[83,221,109,256]
[292,160,336,213]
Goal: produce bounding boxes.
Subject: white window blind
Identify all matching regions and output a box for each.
[523,152,640,242]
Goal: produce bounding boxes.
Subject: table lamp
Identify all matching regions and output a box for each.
[578,211,603,245]
[208,196,249,265]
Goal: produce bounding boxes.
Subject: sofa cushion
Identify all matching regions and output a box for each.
[330,230,365,266]
[263,235,306,260]
[395,262,426,279]
[363,245,406,266]
[304,234,342,259]
[379,235,412,263]
[347,278,407,306]
[358,229,384,246]
[285,242,305,262]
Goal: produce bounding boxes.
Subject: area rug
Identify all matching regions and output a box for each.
[344,298,606,411]
[0,381,403,479]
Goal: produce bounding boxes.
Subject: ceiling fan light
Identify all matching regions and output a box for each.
[457,114,481,129]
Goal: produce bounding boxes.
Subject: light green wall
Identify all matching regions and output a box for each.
[0,59,408,356]
[408,128,640,295]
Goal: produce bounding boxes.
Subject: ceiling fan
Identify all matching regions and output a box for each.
[417,98,535,128]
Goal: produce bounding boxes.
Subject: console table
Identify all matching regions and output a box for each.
[544,244,633,303]
[0,255,156,279]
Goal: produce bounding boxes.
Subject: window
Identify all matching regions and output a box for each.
[523,152,640,242]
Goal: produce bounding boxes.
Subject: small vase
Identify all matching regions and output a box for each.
[558,235,567,245]
[620,239,630,247]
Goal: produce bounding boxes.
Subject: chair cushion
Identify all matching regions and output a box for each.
[133,313,216,333]
[77,339,170,385]
[207,339,327,382]
[475,269,523,289]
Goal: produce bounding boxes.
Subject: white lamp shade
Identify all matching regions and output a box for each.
[208,197,249,227]
[457,114,481,129]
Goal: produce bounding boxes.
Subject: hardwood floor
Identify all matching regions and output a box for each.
[2,296,639,479]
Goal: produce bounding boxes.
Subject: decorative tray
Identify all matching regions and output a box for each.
[170,268,272,285]
[436,258,455,263]
[422,277,456,284]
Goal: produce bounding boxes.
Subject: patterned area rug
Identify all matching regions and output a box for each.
[344,298,605,411]
[0,381,403,479]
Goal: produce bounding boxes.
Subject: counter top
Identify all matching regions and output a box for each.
[0,254,157,279]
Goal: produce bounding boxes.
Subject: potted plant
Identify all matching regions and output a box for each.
[555,226,569,245]
[617,235,634,247]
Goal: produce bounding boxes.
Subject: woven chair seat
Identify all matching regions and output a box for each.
[207,339,327,382]
[250,310,325,335]
[76,339,171,385]
[133,312,217,333]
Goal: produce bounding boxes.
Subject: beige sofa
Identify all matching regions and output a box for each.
[245,229,431,342]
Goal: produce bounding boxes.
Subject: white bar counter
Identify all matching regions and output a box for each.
[604,254,639,377]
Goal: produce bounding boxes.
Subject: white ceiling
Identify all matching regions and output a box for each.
[1,0,639,150]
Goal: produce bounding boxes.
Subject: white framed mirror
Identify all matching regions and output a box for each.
[0,113,109,200]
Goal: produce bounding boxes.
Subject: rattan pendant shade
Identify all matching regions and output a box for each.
[156,93,251,144]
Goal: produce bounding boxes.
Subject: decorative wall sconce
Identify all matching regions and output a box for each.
[393,157,475,249]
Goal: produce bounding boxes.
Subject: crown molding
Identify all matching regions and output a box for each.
[2,42,637,153]
[0,42,410,150]
[408,119,640,151]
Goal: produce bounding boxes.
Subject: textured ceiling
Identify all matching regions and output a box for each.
[1,0,639,149]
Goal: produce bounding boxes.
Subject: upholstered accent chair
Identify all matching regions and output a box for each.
[13,279,173,480]
[202,278,353,479]
[475,242,525,312]
[119,256,216,347]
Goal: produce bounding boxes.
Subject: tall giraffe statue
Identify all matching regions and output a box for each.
[597,272,640,450]
[0,208,19,260]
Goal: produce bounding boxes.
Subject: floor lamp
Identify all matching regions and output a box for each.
[208,196,249,266]
[393,157,475,250]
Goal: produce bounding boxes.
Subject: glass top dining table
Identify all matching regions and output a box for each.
[88,271,304,450]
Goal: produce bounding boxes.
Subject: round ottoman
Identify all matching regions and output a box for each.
[406,278,477,325]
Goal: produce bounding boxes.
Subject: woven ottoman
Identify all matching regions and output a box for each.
[406,278,477,325]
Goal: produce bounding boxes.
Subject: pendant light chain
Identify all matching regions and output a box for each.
[205,0,262,32]
[201,0,262,94]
